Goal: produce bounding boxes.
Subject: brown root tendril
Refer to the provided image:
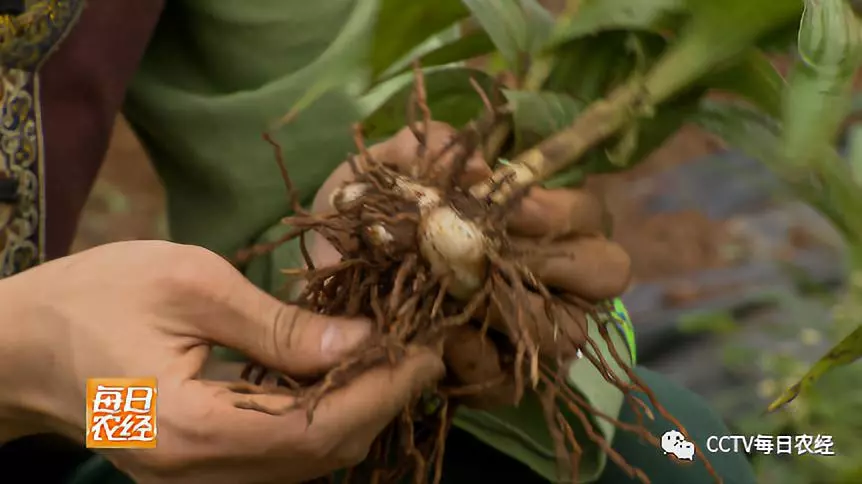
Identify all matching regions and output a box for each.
[228,67,721,484]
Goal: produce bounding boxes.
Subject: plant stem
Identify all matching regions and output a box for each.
[471,0,802,203]
[778,0,862,247]
[471,82,637,201]
[483,122,511,162]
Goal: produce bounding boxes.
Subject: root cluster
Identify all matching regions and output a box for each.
[229,66,719,484]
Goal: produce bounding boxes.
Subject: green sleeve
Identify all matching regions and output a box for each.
[123,0,375,293]
[123,1,631,481]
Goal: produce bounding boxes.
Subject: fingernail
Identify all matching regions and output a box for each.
[320,320,371,357]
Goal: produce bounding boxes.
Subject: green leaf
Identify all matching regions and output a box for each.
[768,325,862,412]
[700,49,785,117]
[376,25,465,81]
[503,90,585,150]
[369,0,469,79]
[550,0,687,46]
[544,33,630,102]
[645,0,801,102]
[545,30,703,177]
[359,67,496,140]
[461,0,554,72]
[849,123,862,187]
[690,99,783,162]
[545,31,668,102]
[756,19,799,53]
[582,88,704,174]
[381,29,496,80]
[420,29,496,67]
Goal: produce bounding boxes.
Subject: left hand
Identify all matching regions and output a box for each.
[309,122,632,409]
[0,241,443,484]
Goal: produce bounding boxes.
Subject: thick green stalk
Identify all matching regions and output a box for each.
[472,0,802,200]
[471,83,637,201]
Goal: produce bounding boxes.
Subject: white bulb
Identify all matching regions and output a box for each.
[419,206,487,300]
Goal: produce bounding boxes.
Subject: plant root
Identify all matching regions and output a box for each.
[229,67,720,484]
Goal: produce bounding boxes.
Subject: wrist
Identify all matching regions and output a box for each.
[0,274,80,445]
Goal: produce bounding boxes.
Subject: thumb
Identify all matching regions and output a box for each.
[193,275,372,376]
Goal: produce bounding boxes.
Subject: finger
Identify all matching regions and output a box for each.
[486,289,588,359]
[368,122,492,188]
[443,325,516,409]
[205,347,442,469]
[310,233,341,267]
[514,236,632,300]
[312,161,357,213]
[237,305,370,377]
[135,381,336,483]
[507,187,606,237]
[170,381,313,465]
[311,346,444,443]
[189,268,372,377]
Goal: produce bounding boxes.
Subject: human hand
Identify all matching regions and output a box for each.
[0,241,443,484]
[310,121,631,409]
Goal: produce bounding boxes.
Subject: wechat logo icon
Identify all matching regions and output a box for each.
[661,430,696,461]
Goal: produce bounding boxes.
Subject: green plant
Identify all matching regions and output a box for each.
[742,0,862,412]
[710,288,862,483]
[244,0,862,481]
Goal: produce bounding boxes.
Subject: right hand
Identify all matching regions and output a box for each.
[310,122,629,410]
[0,240,444,484]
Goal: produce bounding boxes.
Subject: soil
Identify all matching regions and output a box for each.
[70,117,166,253]
[586,125,732,282]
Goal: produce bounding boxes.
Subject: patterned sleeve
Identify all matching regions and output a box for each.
[0,1,86,276]
[0,0,163,275]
